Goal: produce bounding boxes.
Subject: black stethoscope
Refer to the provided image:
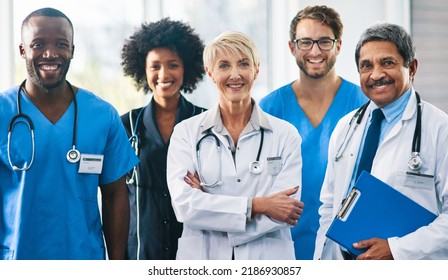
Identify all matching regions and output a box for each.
[334,91,422,171]
[196,128,265,188]
[7,80,80,171]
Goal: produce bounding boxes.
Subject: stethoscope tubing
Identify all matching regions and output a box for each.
[334,91,422,170]
[196,132,222,187]
[7,80,79,171]
[196,128,265,187]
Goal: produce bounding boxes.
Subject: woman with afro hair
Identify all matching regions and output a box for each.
[120,18,206,260]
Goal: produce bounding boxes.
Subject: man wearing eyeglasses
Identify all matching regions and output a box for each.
[259,5,367,260]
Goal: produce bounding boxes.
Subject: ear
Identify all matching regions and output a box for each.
[335,39,342,55]
[19,44,26,58]
[71,44,75,59]
[205,66,216,83]
[409,59,418,81]
[253,65,260,80]
[288,41,296,55]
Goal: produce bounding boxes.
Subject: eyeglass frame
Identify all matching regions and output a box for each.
[292,38,338,51]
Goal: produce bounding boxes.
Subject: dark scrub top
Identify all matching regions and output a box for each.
[121,94,205,260]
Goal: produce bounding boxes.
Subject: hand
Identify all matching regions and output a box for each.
[353,238,394,260]
[184,171,203,191]
[252,186,304,225]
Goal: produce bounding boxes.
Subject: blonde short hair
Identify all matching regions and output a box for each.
[203,31,260,70]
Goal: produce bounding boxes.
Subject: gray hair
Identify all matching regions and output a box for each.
[355,22,416,68]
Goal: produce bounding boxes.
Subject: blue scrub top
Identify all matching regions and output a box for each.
[259,78,367,259]
[0,86,139,260]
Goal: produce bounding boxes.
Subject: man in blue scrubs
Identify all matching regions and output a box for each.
[0,8,138,259]
[259,5,367,259]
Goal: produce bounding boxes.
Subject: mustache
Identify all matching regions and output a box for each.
[367,78,394,88]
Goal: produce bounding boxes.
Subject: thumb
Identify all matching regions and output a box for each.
[282,186,300,196]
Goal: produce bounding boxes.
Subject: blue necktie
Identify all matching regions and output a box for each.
[355,108,385,180]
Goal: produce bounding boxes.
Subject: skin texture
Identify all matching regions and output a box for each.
[289,18,340,79]
[20,16,75,124]
[145,47,184,142]
[358,41,417,108]
[145,47,184,102]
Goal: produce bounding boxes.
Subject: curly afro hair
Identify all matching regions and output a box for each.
[121,18,205,94]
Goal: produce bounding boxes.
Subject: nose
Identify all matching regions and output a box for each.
[42,45,59,58]
[229,66,241,80]
[158,65,167,78]
[370,65,386,80]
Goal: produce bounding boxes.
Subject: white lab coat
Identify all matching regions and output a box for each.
[167,104,302,260]
[314,89,448,260]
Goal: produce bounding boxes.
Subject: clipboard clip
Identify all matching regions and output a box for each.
[337,187,360,220]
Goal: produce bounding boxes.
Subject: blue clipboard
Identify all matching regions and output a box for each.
[325,171,437,256]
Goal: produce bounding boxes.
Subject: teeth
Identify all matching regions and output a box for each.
[158,82,173,87]
[309,59,324,63]
[228,84,242,88]
[372,84,388,89]
[41,65,58,70]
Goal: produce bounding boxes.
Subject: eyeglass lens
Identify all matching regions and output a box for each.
[295,39,336,51]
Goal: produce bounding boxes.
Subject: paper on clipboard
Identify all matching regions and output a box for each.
[325,171,437,256]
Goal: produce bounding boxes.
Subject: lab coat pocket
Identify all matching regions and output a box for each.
[262,237,295,260]
[242,236,295,259]
[176,236,205,260]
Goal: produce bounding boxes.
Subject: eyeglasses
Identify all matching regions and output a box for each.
[293,38,338,51]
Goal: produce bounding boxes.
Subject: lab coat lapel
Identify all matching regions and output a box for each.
[379,89,417,147]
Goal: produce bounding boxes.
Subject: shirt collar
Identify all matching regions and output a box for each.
[200,99,272,135]
[370,87,412,124]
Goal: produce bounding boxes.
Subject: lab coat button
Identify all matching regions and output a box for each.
[237,179,241,182]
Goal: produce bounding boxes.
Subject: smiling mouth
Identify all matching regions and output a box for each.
[157,81,174,88]
[308,58,324,64]
[228,84,243,89]
[39,64,60,71]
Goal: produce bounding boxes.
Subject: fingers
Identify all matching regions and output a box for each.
[353,238,373,249]
[281,186,300,196]
[184,171,202,190]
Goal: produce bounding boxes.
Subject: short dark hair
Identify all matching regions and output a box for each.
[290,5,343,41]
[355,23,416,68]
[21,7,73,36]
[121,18,205,94]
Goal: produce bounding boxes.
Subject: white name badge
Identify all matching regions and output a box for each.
[404,171,434,190]
[78,154,104,174]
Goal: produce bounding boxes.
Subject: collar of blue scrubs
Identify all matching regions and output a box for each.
[199,99,272,135]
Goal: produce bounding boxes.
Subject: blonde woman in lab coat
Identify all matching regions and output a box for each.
[166,31,304,260]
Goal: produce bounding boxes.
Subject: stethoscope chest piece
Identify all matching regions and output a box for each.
[66,148,80,163]
[408,153,422,171]
[249,160,263,174]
